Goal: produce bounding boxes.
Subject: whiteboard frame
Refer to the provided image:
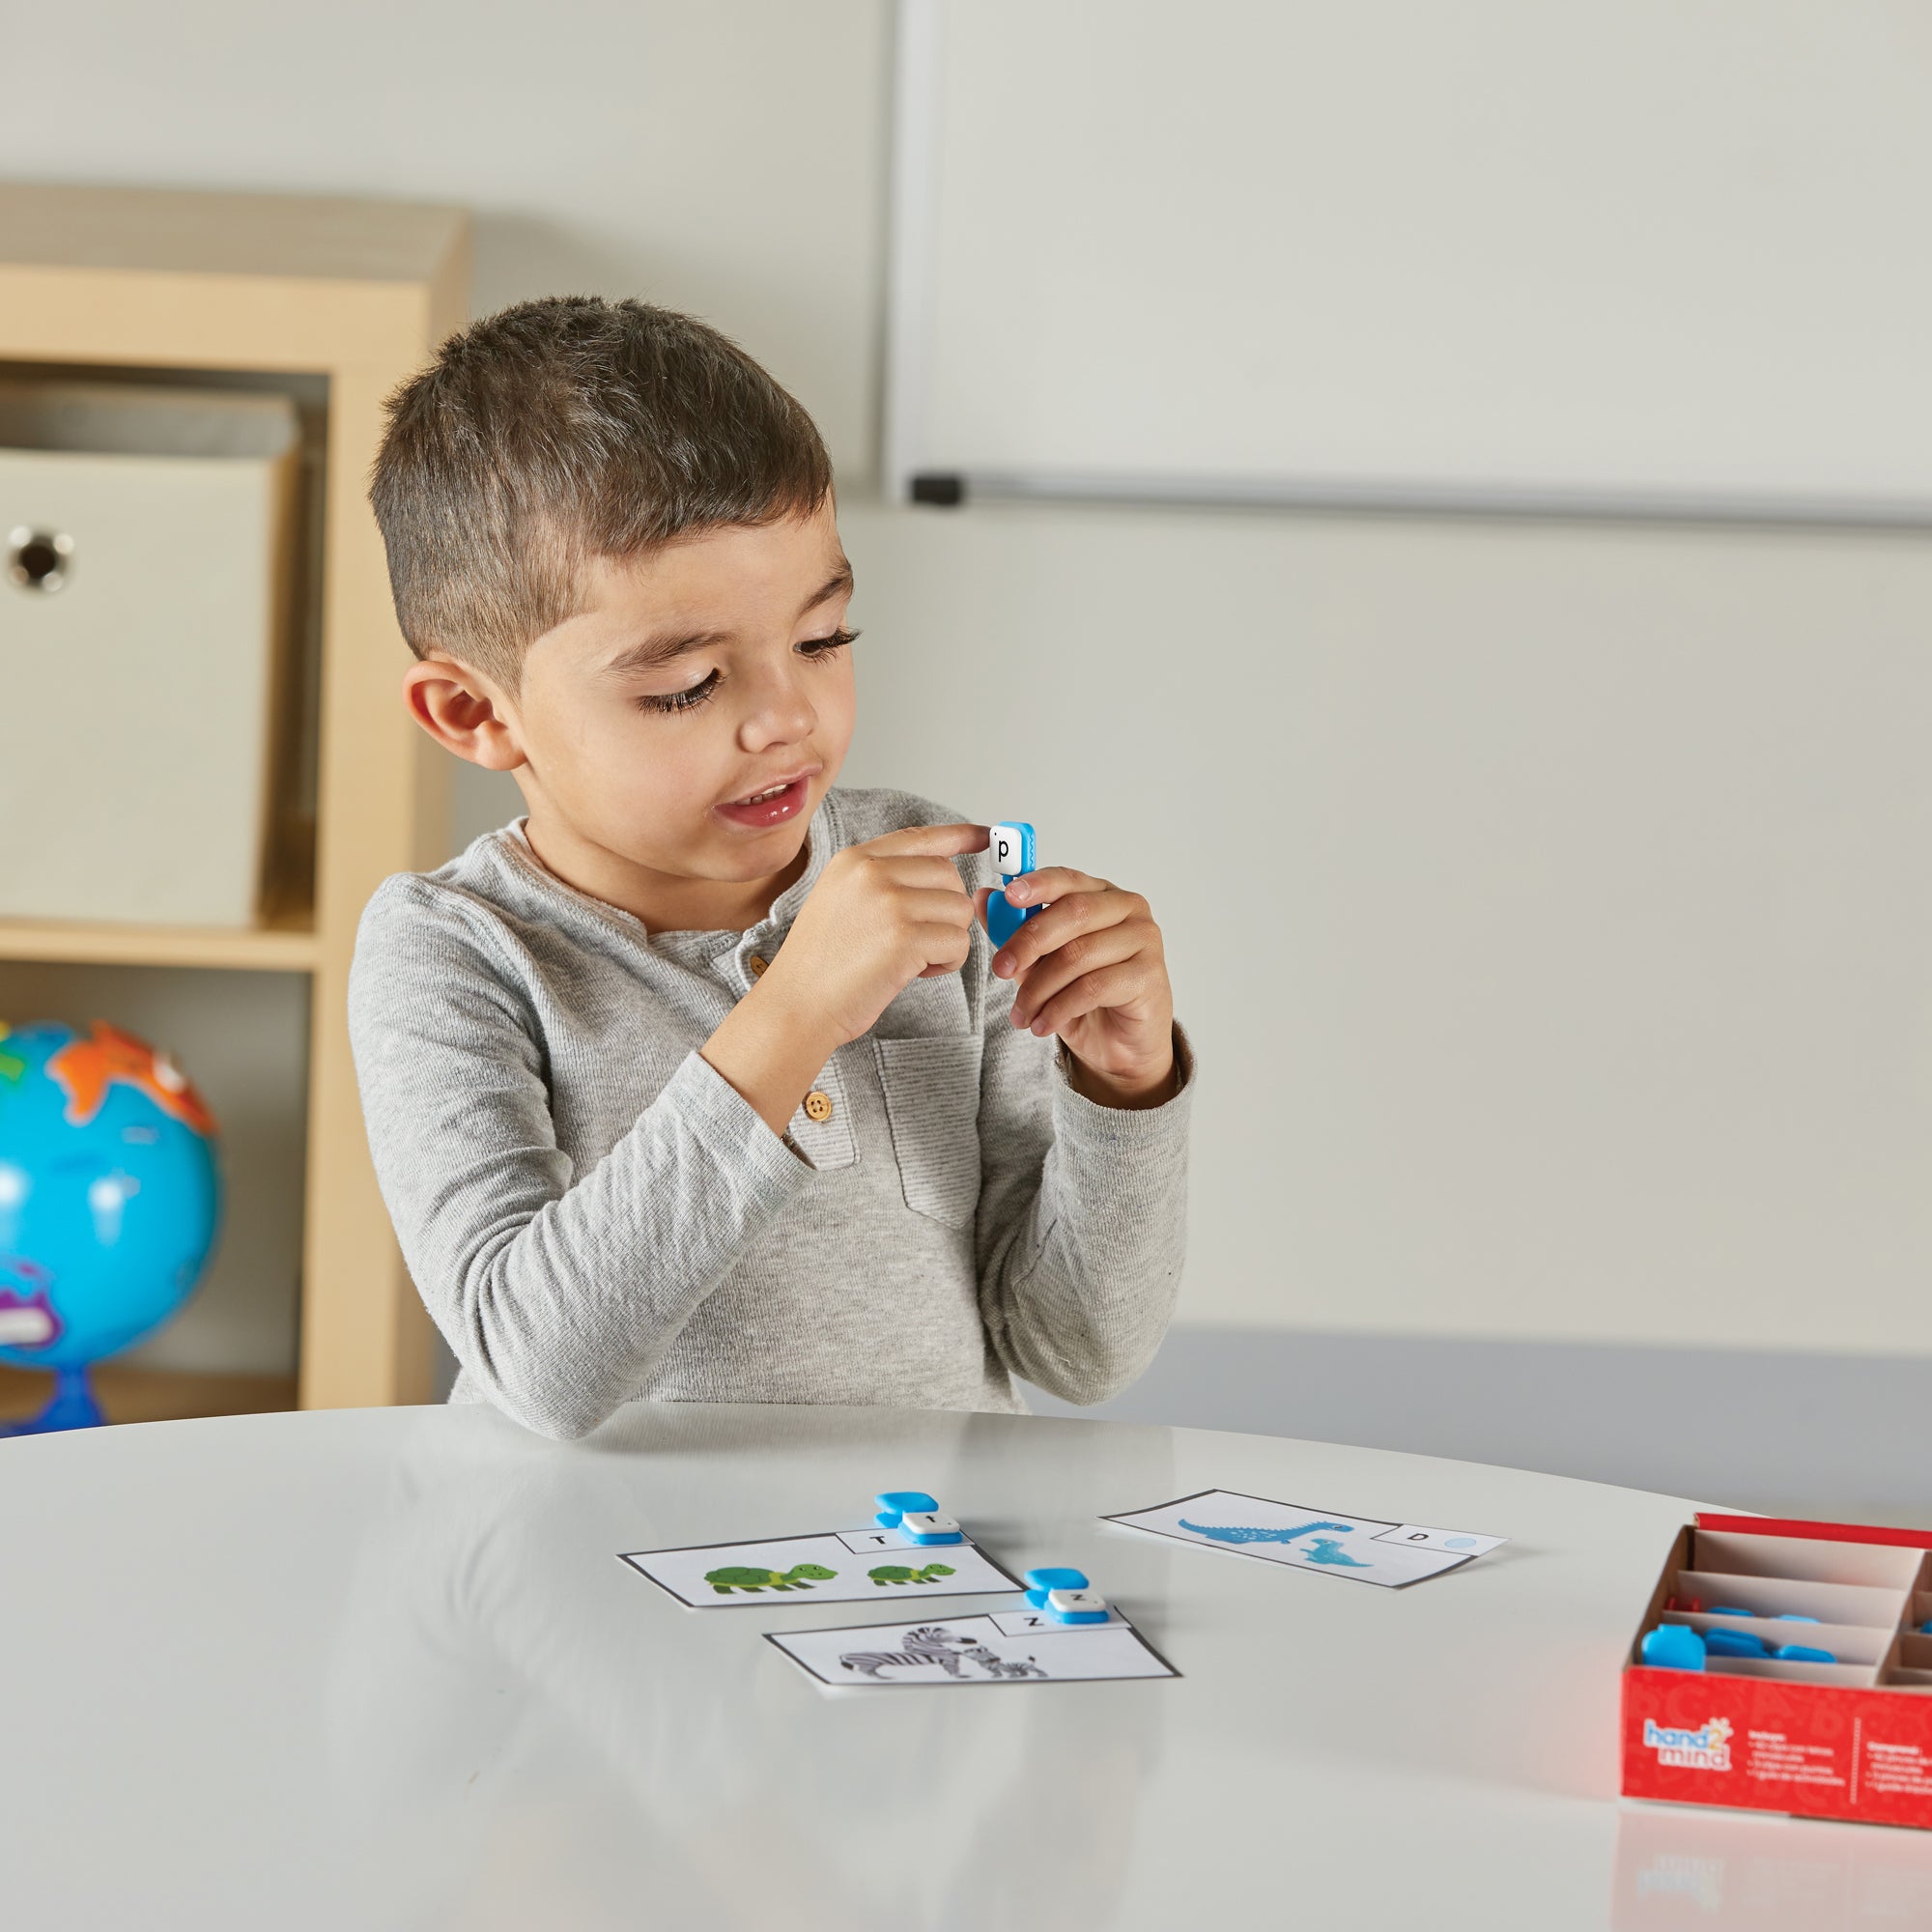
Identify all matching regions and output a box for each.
[882,0,1932,531]
[881,0,943,509]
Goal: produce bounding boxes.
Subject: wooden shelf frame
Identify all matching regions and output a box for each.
[0,912,318,973]
[0,185,470,1410]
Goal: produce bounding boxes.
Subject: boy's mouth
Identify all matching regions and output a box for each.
[714,768,817,831]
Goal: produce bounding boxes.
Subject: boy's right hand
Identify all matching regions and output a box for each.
[772,823,989,1043]
[701,823,987,1136]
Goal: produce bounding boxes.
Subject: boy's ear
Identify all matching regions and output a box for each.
[402,656,526,772]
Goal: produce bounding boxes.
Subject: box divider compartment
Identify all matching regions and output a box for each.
[1705,1656,1879,1688]
[1670,1569,1906,1630]
[1659,1612,1893,1667]
[1874,1560,1932,1686]
[1691,1529,1926,1589]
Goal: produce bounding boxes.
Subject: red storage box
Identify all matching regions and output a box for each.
[1622,1514,1932,1830]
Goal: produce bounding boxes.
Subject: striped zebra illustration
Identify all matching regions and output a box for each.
[971,1649,1049,1680]
[838,1627,981,1679]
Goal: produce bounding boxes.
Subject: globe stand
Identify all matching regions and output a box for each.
[0,1365,104,1436]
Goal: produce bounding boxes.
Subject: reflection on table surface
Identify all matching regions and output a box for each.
[1614,1798,1932,1929]
[324,1403,1175,1927]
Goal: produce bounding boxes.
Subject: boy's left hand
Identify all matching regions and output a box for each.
[980,868,1176,1109]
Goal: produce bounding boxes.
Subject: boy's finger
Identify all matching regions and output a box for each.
[877,855,976,894]
[911,921,974,977]
[992,889,1143,979]
[1009,925,1143,1028]
[863,822,991,860]
[1000,865,1107,907]
[1026,963,1144,1039]
[895,887,979,928]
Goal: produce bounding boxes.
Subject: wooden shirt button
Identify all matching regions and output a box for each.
[748,954,768,977]
[804,1090,834,1123]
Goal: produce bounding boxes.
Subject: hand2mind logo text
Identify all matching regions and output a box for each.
[1644,1717,1733,1772]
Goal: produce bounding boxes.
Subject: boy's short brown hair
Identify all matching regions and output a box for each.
[369,296,834,688]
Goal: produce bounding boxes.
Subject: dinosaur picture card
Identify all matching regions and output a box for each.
[619,1530,1022,1608]
[766,1613,1179,1689]
[1101,1489,1508,1588]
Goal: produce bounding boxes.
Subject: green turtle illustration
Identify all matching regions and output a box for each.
[867,1562,958,1587]
[703,1562,838,1594]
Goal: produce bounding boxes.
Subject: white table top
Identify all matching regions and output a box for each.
[5,1401,1929,1929]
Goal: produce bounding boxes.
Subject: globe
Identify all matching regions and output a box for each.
[0,1019,222,1432]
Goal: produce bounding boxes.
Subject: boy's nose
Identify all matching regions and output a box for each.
[739,681,815,752]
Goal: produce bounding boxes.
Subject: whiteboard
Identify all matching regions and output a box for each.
[886,0,1932,520]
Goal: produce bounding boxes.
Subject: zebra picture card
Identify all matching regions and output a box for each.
[765,1614,1180,1689]
[1101,1489,1509,1588]
[619,1529,1022,1608]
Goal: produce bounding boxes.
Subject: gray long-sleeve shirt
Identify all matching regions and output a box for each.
[347,785,1192,1439]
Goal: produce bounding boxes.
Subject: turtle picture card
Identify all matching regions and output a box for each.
[766,1612,1179,1689]
[1101,1488,1508,1589]
[618,1530,1021,1608]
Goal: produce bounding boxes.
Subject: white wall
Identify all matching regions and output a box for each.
[835,501,1932,1352]
[9,1,1932,1371]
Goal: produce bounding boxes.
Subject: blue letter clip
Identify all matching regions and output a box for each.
[986,821,1037,951]
[874,1491,964,1546]
[1640,1624,1707,1671]
[1023,1565,1110,1625]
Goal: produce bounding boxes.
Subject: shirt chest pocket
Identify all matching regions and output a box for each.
[872,1034,984,1232]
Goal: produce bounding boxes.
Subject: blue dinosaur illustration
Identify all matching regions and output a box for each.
[1177,1518,1355,1546]
[1300,1537,1372,1568]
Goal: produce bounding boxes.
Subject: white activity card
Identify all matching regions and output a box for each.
[619,1529,1021,1608]
[1102,1489,1507,1588]
[767,1612,1179,1689]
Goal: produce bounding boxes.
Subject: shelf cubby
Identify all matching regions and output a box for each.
[0,184,469,1411]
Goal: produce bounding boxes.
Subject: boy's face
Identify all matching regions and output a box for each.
[496,500,857,899]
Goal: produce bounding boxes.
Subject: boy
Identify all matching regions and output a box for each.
[349,297,1192,1439]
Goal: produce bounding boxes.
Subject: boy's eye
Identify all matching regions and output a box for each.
[633,629,854,716]
[798,627,859,659]
[637,669,721,715]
